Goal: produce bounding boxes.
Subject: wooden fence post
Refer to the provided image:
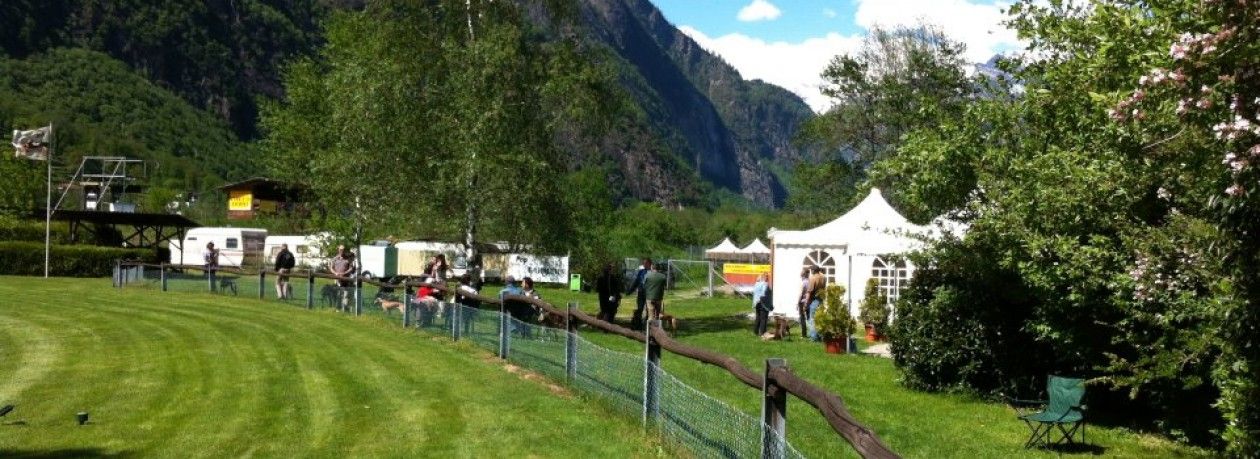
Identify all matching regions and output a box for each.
[452,301,462,342]
[643,319,662,429]
[160,264,168,292]
[566,302,577,384]
[306,272,315,309]
[498,292,509,359]
[258,268,266,299]
[761,358,788,459]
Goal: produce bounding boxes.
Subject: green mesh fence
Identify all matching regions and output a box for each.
[118,267,816,459]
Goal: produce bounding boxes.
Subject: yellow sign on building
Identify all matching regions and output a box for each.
[228,190,253,211]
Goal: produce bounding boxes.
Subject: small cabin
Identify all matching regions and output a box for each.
[218,178,309,220]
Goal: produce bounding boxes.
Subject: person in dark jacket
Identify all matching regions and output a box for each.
[595,263,622,323]
[274,244,296,299]
[642,264,668,323]
[626,258,653,329]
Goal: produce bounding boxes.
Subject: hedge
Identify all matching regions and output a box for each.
[0,241,163,277]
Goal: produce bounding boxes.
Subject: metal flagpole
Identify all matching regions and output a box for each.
[44,123,53,278]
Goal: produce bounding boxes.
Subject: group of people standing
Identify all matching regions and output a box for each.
[595,258,666,330]
[750,265,826,340]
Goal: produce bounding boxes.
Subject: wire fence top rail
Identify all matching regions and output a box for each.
[120,261,900,459]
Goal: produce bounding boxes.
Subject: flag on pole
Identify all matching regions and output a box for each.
[12,126,52,160]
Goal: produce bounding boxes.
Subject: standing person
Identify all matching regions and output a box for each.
[204,242,219,293]
[330,245,355,310]
[626,258,653,329]
[595,263,622,323]
[797,268,810,338]
[642,264,668,326]
[500,276,531,337]
[752,274,769,336]
[274,244,296,299]
[424,254,449,300]
[456,274,480,335]
[804,266,827,341]
[522,276,542,323]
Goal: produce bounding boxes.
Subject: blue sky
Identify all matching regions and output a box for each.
[649,0,1024,112]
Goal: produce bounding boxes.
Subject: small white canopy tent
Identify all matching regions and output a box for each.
[704,237,741,260]
[735,238,771,263]
[768,188,943,319]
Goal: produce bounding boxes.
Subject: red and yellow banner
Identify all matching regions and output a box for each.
[723,263,770,285]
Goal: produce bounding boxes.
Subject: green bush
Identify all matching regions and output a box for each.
[0,241,162,277]
[859,278,890,331]
[814,284,854,339]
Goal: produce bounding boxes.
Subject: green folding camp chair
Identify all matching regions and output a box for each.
[1012,375,1087,449]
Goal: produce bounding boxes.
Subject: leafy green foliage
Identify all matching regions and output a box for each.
[0,241,162,277]
[884,0,1254,449]
[0,49,252,191]
[814,284,854,340]
[858,278,889,331]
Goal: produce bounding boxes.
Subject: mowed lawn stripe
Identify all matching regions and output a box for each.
[0,278,661,458]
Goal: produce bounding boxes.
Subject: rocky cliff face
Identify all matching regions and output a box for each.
[580,0,815,207]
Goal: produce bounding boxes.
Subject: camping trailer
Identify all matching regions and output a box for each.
[264,233,332,270]
[169,227,268,268]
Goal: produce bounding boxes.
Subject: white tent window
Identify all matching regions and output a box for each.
[803,250,837,284]
[872,257,909,304]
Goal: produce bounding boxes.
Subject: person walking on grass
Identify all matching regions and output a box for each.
[595,263,622,323]
[642,263,668,327]
[752,274,770,336]
[204,242,219,293]
[274,243,296,300]
[626,258,652,329]
[797,268,810,338]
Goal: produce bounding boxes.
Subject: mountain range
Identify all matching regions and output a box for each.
[0,0,816,208]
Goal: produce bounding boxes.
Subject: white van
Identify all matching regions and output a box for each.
[264,233,332,271]
[169,227,268,268]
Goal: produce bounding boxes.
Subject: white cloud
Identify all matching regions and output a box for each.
[737,0,782,22]
[679,26,860,112]
[823,8,838,19]
[853,0,1023,63]
[678,0,1026,113]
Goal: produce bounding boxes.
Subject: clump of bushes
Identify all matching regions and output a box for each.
[0,241,162,277]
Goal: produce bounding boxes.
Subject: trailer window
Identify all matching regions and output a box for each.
[226,238,239,249]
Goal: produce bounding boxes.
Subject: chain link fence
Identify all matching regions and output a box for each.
[116,262,814,459]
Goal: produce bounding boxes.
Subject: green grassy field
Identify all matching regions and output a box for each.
[529,286,1210,459]
[0,277,660,458]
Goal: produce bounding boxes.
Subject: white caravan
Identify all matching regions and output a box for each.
[264,233,333,270]
[169,227,268,268]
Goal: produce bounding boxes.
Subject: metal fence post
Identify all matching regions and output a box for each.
[566,302,577,384]
[161,264,168,292]
[643,319,661,429]
[453,302,462,342]
[498,292,509,359]
[448,302,457,339]
[258,268,266,300]
[403,293,412,328]
[354,277,363,316]
[306,272,315,309]
[113,260,120,288]
[761,358,788,459]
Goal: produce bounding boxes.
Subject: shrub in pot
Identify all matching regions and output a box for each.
[814,284,855,353]
[859,278,890,341]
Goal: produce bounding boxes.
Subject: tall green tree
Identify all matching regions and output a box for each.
[884,1,1257,451]
[261,0,615,269]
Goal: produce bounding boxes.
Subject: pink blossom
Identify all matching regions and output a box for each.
[1170,43,1188,60]
[1133,89,1146,101]
[1177,99,1191,115]
[1197,98,1214,110]
[1139,75,1151,85]
[1249,144,1260,157]
[1226,184,1244,196]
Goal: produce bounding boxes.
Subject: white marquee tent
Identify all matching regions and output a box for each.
[767,188,955,319]
[737,238,770,256]
[704,237,741,260]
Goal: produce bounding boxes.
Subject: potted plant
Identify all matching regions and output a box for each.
[859,278,890,342]
[814,284,855,354]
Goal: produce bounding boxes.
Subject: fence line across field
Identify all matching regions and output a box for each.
[116,261,899,459]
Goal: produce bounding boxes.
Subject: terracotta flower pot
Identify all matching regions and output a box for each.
[865,324,877,342]
[824,336,847,354]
